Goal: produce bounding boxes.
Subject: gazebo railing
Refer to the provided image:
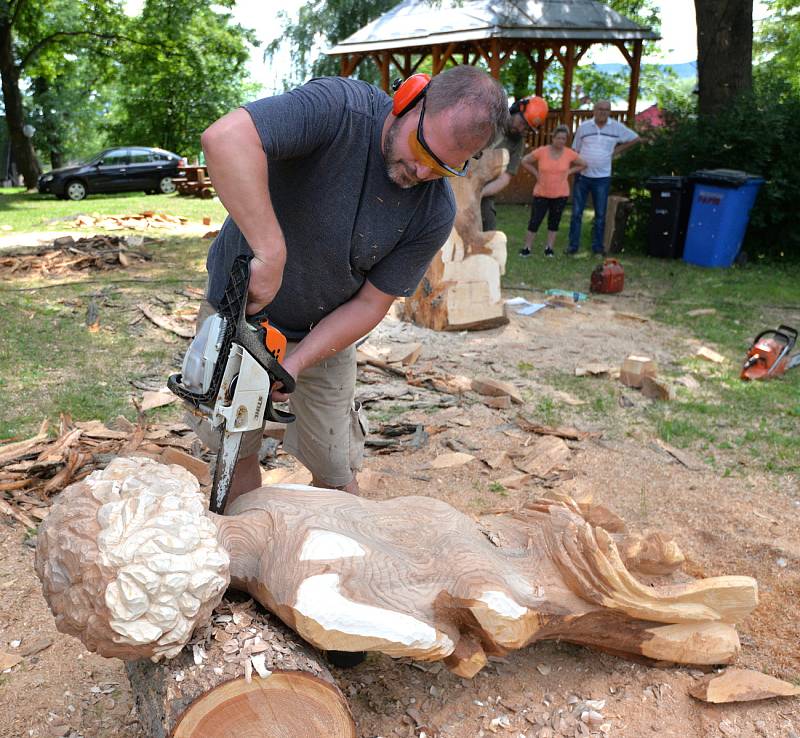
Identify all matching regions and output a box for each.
[528,109,627,148]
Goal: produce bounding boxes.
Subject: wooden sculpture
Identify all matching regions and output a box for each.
[403,147,510,331]
[36,457,758,734]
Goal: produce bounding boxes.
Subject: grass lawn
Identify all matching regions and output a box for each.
[498,202,800,475]
[0,192,798,476]
[0,188,227,231]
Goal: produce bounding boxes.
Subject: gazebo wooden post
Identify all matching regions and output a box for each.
[561,42,575,130]
[626,39,643,126]
[489,37,500,78]
[380,51,390,91]
[535,45,546,96]
[432,44,442,74]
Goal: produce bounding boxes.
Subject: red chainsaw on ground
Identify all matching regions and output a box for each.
[740,325,800,381]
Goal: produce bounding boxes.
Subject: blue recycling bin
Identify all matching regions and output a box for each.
[682,169,764,267]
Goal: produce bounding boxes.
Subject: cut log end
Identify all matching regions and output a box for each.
[172,671,356,738]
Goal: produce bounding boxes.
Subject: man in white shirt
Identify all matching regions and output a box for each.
[567,100,639,254]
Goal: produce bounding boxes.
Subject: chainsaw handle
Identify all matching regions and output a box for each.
[235,312,296,394]
[751,326,796,349]
[777,325,798,345]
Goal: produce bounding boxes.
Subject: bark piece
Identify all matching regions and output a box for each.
[482,395,512,410]
[471,376,523,404]
[385,342,423,366]
[140,389,179,412]
[696,346,726,363]
[0,419,49,466]
[0,498,37,529]
[516,417,591,441]
[138,304,195,338]
[159,447,210,486]
[575,362,612,377]
[655,439,704,471]
[0,651,22,670]
[689,668,800,703]
[428,452,475,469]
[619,356,657,388]
[514,436,570,477]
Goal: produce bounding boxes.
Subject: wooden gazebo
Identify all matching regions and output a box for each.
[328,0,658,140]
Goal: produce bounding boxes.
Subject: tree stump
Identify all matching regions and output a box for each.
[403,148,510,331]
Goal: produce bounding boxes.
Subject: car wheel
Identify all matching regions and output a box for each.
[66,180,87,201]
[158,176,176,194]
[145,189,157,195]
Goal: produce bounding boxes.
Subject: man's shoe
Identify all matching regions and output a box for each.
[564,248,578,256]
[519,247,532,257]
[544,247,554,257]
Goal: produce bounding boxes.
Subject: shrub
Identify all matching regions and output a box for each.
[614,77,800,260]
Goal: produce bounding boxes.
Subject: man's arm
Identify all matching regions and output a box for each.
[572,126,584,153]
[568,155,588,176]
[613,136,640,159]
[273,280,396,400]
[481,171,511,198]
[521,151,538,178]
[201,108,286,314]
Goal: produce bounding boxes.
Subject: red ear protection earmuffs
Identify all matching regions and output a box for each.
[391,73,431,117]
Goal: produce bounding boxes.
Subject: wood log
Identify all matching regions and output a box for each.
[619,355,657,388]
[126,598,354,737]
[404,148,510,331]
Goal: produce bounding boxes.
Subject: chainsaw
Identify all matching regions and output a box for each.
[168,254,295,513]
[740,324,800,381]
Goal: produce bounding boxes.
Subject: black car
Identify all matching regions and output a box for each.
[37,146,185,201]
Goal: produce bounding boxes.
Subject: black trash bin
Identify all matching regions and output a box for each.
[645,176,693,258]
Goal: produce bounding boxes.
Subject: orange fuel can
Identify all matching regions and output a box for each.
[590,258,625,294]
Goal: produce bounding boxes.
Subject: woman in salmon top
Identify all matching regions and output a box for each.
[519,125,587,257]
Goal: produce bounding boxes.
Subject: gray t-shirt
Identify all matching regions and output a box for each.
[206,76,457,340]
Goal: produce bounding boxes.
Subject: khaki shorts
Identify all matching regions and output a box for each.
[186,301,368,487]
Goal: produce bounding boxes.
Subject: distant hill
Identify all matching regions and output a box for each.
[593,62,696,79]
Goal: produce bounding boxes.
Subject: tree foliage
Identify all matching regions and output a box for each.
[755,0,800,90]
[265,0,397,88]
[615,74,797,259]
[0,0,257,177]
[0,0,127,184]
[109,0,258,158]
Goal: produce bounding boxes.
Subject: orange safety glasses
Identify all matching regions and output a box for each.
[407,95,481,178]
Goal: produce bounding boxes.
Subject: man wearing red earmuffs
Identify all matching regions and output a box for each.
[197,67,507,505]
[479,95,545,231]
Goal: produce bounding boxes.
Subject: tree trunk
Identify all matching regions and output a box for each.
[0,20,41,187]
[695,0,753,116]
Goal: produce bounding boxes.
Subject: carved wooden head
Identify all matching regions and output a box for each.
[35,456,230,661]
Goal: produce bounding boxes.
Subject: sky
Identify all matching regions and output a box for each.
[127,0,771,96]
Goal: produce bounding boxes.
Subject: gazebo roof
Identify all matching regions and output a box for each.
[328,0,658,55]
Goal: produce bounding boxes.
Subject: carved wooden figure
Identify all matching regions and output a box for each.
[403,147,510,331]
[36,457,758,733]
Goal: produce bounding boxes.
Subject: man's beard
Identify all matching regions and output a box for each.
[383,119,420,189]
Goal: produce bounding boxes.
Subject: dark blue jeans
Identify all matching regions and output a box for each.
[568,174,611,253]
